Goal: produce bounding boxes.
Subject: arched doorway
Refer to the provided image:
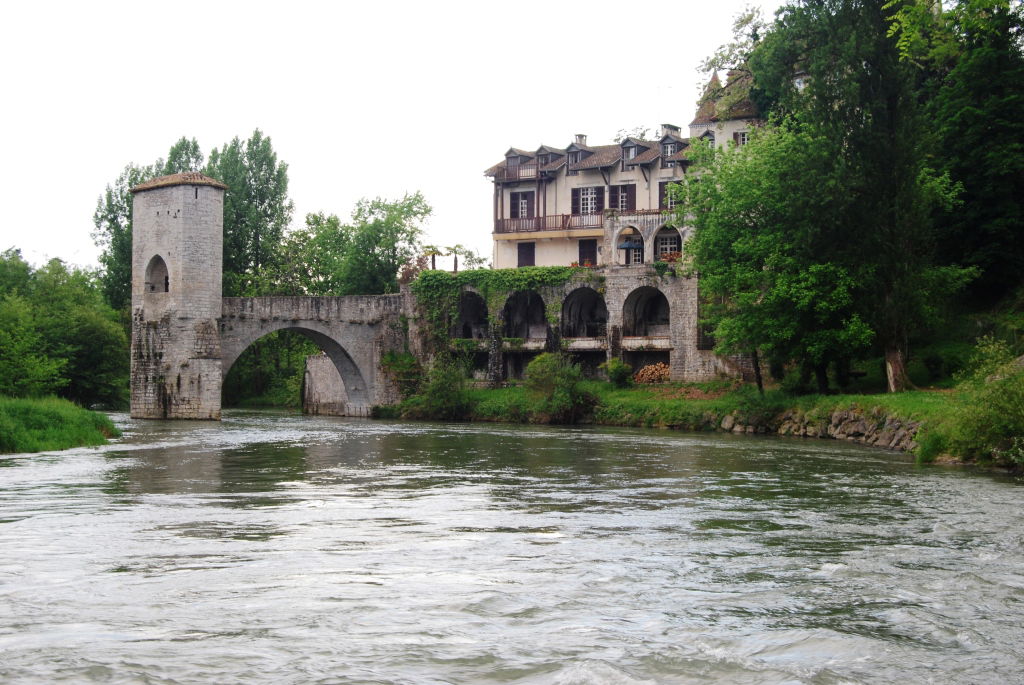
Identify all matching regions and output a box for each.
[145,254,169,293]
[502,291,547,339]
[623,287,670,336]
[561,287,608,338]
[452,291,488,339]
[616,228,644,265]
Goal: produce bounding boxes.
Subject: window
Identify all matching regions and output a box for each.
[538,154,549,166]
[517,242,535,267]
[662,142,677,168]
[659,182,678,210]
[510,191,535,219]
[580,187,597,214]
[578,239,597,267]
[568,151,581,176]
[624,145,637,160]
[656,229,681,257]
[572,186,604,215]
[733,131,749,146]
[702,133,716,149]
[508,155,520,167]
[609,184,636,211]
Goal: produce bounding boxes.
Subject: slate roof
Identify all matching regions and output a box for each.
[131,172,228,193]
[569,144,622,171]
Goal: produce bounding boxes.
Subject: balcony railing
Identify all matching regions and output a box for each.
[494,163,540,182]
[495,213,605,233]
[494,209,675,234]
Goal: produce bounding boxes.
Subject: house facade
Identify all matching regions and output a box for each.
[486,72,758,270]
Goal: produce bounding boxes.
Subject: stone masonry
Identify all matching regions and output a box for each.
[130,173,403,420]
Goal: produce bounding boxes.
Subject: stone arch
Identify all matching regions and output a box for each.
[653,225,683,260]
[452,290,488,339]
[145,254,169,293]
[561,287,608,338]
[615,226,645,265]
[623,286,670,336]
[502,291,547,339]
[221,325,370,407]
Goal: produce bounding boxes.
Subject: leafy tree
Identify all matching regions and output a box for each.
[205,129,294,296]
[163,136,204,174]
[679,127,874,393]
[92,161,161,310]
[0,294,66,397]
[524,353,596,424]
[745,0,971,391]
[337,192,431,295]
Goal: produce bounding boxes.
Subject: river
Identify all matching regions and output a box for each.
[1,411,1022,683]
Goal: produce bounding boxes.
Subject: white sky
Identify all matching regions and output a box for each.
[1,0,781,269]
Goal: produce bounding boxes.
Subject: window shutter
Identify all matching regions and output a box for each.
[595,186,605,211]
[626,184,636,211]
[658,182,667,209]
[733,132,740,144]
[571,188,580,214]
[609,185,619,209]
[518,242,535,267]
[526,191,535,218]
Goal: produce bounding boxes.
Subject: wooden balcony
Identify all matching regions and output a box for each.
[494,213,604,234]
[494,163,540,182]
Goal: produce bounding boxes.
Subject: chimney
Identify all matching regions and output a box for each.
[660,123,681,138]
[574,133,587,146]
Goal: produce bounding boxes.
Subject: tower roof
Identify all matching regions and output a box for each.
[131,172,228,193]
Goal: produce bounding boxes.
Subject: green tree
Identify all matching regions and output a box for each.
[0,294,66,397]
[163,136,204,174]
[746,0,970,391]
[92,161,161,310]
[337,192,431,295]
[205,129,294,296]
[679,127,874,393]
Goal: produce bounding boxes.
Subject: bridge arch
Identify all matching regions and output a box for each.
[221,322,370,408]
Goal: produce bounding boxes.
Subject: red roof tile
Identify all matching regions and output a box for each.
[131,172,228,193]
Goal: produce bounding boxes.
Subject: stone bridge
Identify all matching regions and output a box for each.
[220,295,403,411]
[128,173,403,420]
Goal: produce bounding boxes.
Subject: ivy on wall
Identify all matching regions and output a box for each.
[409,266,587,349]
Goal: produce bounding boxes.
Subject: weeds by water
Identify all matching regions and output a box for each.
[0,396,120,453]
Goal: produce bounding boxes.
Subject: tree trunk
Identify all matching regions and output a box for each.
[885,345,911,392]
[814,363,829,395]
[751,348,764,396]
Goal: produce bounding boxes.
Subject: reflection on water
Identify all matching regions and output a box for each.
[1,410,1022,683]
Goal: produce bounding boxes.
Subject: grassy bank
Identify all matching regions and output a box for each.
[381,377,1022,467]
[0,396,121,453]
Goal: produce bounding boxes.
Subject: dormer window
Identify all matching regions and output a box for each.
[662,142,677,168]
[568,150,581,176]
[624,145,637,160]
[508,156,520,167]
[538,154,549,166]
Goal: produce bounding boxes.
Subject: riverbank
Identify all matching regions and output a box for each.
[0,396,121,453]
[377,380,1013,467]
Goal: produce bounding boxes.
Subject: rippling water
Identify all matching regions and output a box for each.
[1,411,1022,683]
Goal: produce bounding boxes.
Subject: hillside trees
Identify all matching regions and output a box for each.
[0,249,128,406]
[684,0,972,393]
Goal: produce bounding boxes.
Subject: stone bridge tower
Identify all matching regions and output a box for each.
[130,172,227,419]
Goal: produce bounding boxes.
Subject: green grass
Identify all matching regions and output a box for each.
[0,396,120,453]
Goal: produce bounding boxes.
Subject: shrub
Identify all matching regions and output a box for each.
[380,351,423,399]
[600,358,633,388]
[524,352,596,424]
[400,355,473,420]
[946,337,1024,464]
